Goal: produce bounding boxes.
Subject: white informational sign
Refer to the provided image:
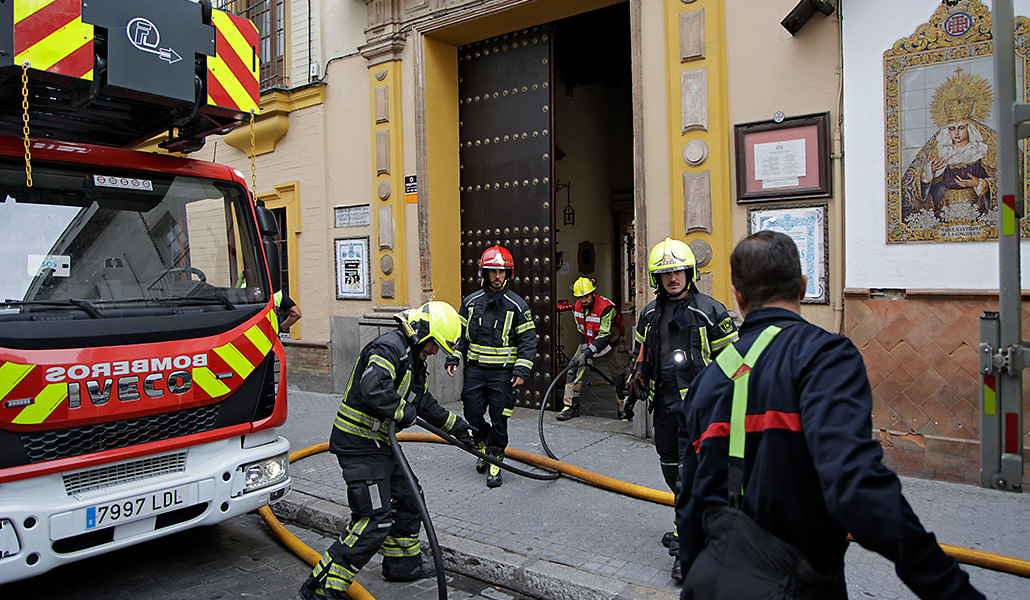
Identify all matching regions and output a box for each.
[754,138,806,189]
[749,205,826,303]
[334,204,371,228]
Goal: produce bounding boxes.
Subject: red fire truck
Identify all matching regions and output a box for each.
[0,0,290,583]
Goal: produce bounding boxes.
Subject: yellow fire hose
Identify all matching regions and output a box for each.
[260,437,1030,600]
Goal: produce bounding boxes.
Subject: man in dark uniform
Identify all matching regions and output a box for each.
[299,302,474,600]
[446,245,537,488]
[676,231,984,600]
[629,238,738,583]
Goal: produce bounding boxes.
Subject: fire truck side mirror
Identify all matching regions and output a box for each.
[254,206,282,293]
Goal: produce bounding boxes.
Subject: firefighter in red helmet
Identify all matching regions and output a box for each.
[446,245,537,488]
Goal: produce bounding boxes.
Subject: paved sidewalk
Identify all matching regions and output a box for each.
[274,388,1029,600]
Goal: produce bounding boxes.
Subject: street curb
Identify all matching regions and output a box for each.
[271,490,678,600]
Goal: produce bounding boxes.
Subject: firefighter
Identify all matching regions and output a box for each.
[629,238,738,584]
[300,301,475,600]
[557,276,632,421]
[677,231,984,599]
[446,245,537,488]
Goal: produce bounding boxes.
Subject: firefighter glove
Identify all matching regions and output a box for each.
[397,403,417,429]
[450,418,474,448]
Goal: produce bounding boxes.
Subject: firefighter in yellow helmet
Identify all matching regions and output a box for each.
[301,301,474,599]
[628,238,738,584]
[557,277,633,421]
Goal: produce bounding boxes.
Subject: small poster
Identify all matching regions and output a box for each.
[404,175,418,204]
[335,237,370,300]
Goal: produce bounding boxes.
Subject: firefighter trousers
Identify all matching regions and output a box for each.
[461,365,515,454]
[308,453,427,596]
[654,380,683,556]
[562,339,632,411]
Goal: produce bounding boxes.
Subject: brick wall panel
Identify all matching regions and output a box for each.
[890,341,929,378]
[905,313,945,352]
[845,293,1030,482]
[875,315,914,351]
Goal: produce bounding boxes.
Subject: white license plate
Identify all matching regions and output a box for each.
[85,483,196,530]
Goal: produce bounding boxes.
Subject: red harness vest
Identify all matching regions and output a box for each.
[573,295,623,356]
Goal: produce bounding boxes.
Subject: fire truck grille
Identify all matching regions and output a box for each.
[22,405,220,464]
[62,451,188,498]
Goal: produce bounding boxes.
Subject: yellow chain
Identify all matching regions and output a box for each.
[21,62,32,188]
[249,110,257,201]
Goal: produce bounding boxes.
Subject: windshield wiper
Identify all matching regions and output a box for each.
[1,298,104,319]
[120,295,237,310]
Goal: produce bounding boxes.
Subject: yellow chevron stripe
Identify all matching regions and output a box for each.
[268,308,279,335]
[208,54,255,111]
[13,383,67,425]
[14,0,57,22]
[214,342,256,379]
[210,10,259,112]
[0,362,35,400]
[212,10,256,69]
[192,367,231,398]
[17,17,92,77]
[245,323,273,356]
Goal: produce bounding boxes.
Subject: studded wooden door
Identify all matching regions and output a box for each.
[458,27,556,409]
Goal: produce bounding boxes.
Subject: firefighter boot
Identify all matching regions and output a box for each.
[556,399,580,421]
[487,453,503,488]
[298,576,321,600]
[299,574,348,600]
[671,557,684,584]
[474,441,488,474]
[382,557,437,582]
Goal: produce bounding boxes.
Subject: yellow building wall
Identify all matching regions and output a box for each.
[423,37,463,309]
[370,63,409,306]
[662,0,734,308]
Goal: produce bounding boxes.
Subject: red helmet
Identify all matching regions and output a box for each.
[478,245,514,278]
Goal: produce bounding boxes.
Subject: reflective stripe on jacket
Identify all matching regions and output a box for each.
[573,294,622,357]
[448,286,537,379]
[330,328,459,456]
[631,289,737,407]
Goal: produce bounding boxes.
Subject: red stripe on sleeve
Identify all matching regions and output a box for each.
[692,410,803,452]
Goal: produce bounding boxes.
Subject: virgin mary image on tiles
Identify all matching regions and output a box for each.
[900,69,998,235]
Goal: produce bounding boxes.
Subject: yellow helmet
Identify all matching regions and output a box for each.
[400,301,462,355]
[647,238,696,288]
[571,277,596,297]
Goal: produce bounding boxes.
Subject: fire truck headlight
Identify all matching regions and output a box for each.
[242,454,289,493]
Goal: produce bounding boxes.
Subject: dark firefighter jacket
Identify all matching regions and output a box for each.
[447,286,537,380]
[330,328,462,457]
[631,288,737,409]
[677,307,984,599]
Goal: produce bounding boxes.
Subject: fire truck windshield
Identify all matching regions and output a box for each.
[0,159,268,319]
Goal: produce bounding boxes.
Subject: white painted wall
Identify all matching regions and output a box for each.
[843,0,1030,289]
